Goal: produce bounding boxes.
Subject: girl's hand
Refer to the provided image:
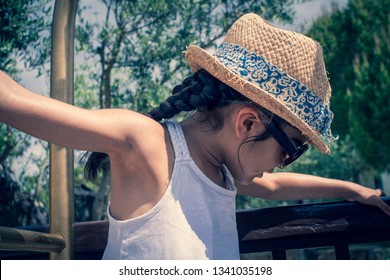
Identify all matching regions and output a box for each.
[347,186,390,216]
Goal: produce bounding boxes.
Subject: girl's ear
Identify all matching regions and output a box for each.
[234,106,265,139]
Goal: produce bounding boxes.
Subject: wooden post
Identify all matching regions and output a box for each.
[49,0,79,260]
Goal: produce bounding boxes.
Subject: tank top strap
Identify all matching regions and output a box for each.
[165,121,191,159]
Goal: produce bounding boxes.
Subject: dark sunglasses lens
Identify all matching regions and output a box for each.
[281,144,309,168]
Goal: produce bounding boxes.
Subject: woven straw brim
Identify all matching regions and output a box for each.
[185,45,330,154]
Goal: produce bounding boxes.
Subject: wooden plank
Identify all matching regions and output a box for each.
[0,226,65,253]
[237,197,390,241]
[237,197,390,255]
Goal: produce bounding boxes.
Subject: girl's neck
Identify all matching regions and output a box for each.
[180,116,228,188]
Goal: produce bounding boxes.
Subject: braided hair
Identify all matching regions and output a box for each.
[84,70,278,180]
[146,69,250,127]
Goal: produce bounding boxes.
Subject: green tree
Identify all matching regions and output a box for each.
[349,26,390,171]
[306,0,390,173]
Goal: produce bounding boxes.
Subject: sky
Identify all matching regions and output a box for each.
[283,0,348,31]
[19,0,350,93]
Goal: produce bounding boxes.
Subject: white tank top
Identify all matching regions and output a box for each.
[102,121,239,260]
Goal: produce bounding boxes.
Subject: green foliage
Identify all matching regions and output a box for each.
[283,136,373,183]
[0,171,48,226]
[306,0,390,172]
[349,27,390,171]
[236,194,289,210]
[0,0,52,74]
[0,125,34,175]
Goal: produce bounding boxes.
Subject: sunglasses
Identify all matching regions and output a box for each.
[260,113,309,169]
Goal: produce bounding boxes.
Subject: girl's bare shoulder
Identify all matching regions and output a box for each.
[113,109,166,152]
[106,111,174,220]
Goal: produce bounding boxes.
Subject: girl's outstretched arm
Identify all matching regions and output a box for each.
[1,70,173,220]
[236,172,390,216]
[0,70,154,155]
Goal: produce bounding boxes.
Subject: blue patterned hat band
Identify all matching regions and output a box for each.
[215,42,335,142]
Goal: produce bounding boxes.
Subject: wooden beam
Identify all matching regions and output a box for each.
[49,0,79,260]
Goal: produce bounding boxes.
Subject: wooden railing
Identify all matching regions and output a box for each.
[237,196,390,259]
[1,197,389,260]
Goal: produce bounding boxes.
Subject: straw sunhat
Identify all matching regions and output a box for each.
[185,13,335,154]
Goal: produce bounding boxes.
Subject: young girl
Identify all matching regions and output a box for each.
[1,13,389,260]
